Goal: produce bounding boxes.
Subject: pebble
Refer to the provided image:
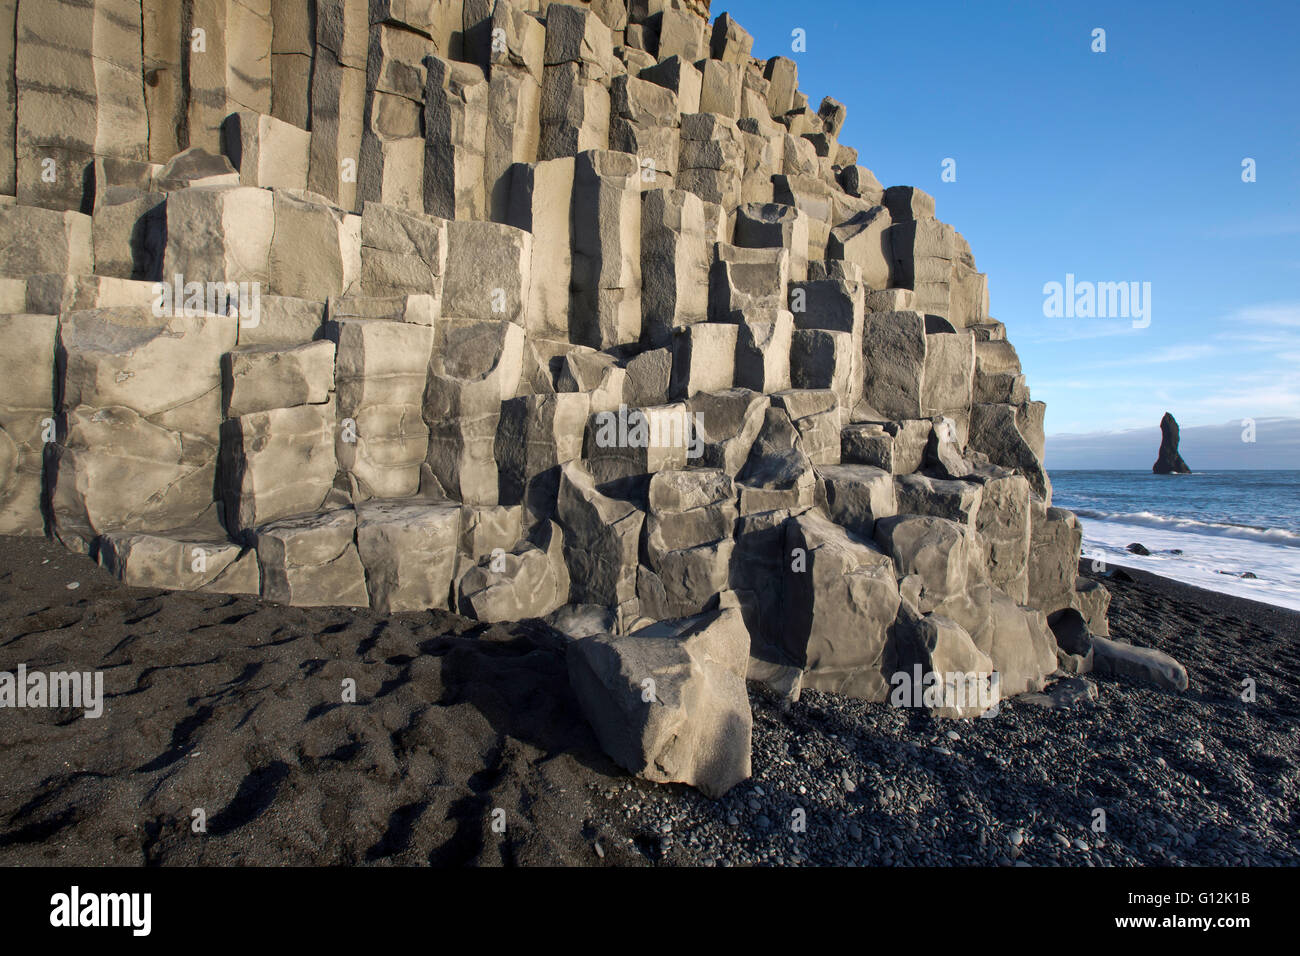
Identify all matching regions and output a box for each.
[66,582,80,590]
[1008,829,1024,847]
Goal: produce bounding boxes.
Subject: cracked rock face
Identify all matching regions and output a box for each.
[0,0,1117,797]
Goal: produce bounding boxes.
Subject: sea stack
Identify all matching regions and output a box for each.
[1152,412,1192,474]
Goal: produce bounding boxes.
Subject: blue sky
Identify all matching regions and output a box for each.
[724,0,1300,450]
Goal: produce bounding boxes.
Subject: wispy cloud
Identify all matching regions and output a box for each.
[1223,301,1300,327]
[1086,343,1215,368]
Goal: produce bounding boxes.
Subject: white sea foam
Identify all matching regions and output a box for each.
[1072,509,1300,547]
[1078,515,1300,612]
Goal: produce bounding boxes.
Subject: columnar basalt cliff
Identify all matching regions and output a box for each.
[0,0,1114,796]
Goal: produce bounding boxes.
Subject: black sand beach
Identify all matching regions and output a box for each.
[0,535,1296,866]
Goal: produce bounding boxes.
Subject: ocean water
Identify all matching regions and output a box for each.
[1050,471,1300,611]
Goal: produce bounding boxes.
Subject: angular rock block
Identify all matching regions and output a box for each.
[222,111,311,190]
[736,406,817,514]
[840,423,894,472]
[670,321,737,398]
[710,12,754,64]
[733,308,793,394]
[424,319,524,505]
[507,157,574,340]
[734,202,809,282]
[256,508,370,607]
[922,329,975,427]
[791,328,855,406]
[328,293,437,327]
[442,219,532,324]
[891,601,996,718]
[642,469,737,618]
[0,205,93,278]
[827,205,892,290]
[625,347,672,407]
[25,274,156,315]
[458,520,570,622]
[697,59,742,119]
[52,406,219,551]
[895,473,984,529]
[223,340,336,419]
[860,309,927,421]
[968,401,1050,499]
[0,313,58,533]
[556,460,644,607]
[98,527,258,594]
[539,61,611,159]
[359,201,449,297]
[815,464,898,540]
[610,74,679,183]
[783,512,902,701]
[710,243,790,321]
[639,55,702,115]
[572,150,641,348]
[91,187,166,280]
[875,514,987,610]
[770,389,841,467]
[677,113,743,210]
[584,401,697,483]
[975,472,1032,604]
[355,499,460,612]
[161,187,352,300]
[557,347,626,413]
[763,56,797,117]
[974,338,1028,405]
[883,185,936,223]
[220,401,339,537]
[641,187,710,347]
[60,308,236,439]
[567,607,752,798]
[689,388,768,476]
[489,0,545,79]
[934,584,1058,697]
[237,295,327,347]
[423,57,489,221]
[1073,578,1111,638]
[839,164,884,205]
[1027,501,1083,617]
[495,391,591,509]
[329,318,433,498]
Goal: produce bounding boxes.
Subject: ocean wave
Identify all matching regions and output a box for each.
[1071,509,1300,547]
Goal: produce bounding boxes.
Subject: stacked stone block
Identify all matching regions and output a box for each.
[0,0,1101,798]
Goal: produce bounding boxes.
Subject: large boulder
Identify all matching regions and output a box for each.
[783,512,902,700]
[567,607,752,797]
[256,508,370,607]
[355,499,461,613]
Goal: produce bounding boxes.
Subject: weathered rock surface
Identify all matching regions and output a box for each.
[567,607,752,797]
